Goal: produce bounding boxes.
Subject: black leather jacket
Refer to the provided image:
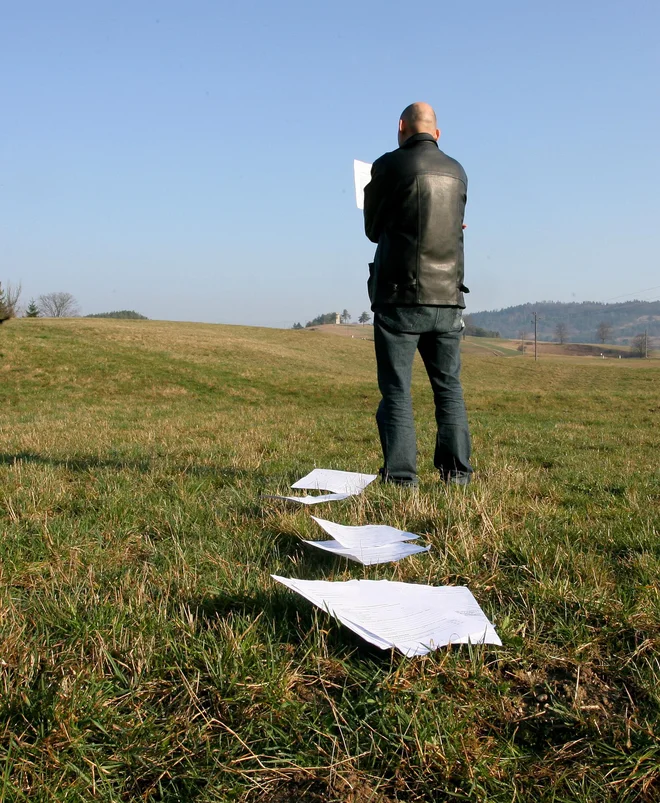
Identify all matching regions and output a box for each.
[364,133,468,308]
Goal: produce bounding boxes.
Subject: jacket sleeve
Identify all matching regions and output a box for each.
[363,157,390,243]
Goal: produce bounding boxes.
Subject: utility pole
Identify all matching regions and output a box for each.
[532,312,538,361]
[645,328,648,359]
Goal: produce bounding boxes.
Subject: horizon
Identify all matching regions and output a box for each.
[12,294,659,334]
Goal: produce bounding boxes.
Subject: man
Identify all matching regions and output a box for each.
[363,102,473,487]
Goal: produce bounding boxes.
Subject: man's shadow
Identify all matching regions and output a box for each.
[0,451,264,484]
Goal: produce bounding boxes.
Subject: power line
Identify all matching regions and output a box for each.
[599,284,660,303]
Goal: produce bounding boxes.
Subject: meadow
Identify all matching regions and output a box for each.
[0,317,659,802]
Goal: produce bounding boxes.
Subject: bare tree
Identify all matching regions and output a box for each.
[631,332,648,358]
[0,285,8,323]
[0,281,22,321]
[596,321,612,344]
[38,292,80,318]
[555,322,568,345]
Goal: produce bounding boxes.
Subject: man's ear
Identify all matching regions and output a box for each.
[434,128,441,141]
[398,119,406,134]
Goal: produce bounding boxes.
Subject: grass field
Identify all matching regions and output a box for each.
[1,317,659,802]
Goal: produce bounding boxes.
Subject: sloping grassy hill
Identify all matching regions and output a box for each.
[1,318,659,801]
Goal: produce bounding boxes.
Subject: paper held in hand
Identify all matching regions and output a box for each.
[354,159,372,210]
[272,576,502,656]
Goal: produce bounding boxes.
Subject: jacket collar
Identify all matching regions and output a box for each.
[400,132,439,149]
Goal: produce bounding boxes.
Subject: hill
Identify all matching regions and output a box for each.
[1,317,659,800]
[466,299,660,344]
[304,322,374,339]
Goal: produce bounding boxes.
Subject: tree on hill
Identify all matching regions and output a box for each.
[86,310,148,320]
[463,315,499,337]
[305,312,339,327]
[596,321,612,344]
[358,311,371,325]
[0,284,9,323]
[0,281,22,322]
[38,292,80,318]
[340,309,352,324]
[631,332,648,358]
[25,299,40,317]
[555,322,568,344]
[292,322,303,329]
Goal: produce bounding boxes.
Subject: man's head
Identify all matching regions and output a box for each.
[398,102,440,147]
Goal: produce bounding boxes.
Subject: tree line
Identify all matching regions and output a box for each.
[462,316,500,338]
[0,282,147,321]
[86,311,148,320]
[0,283,81,320]
[542,321,649,355]
[468,300,660,344]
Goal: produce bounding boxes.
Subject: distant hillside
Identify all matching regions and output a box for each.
[467,300,660,344]
[86,310,148,320]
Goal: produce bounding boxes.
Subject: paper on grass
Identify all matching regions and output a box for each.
[292,469,377,495]
[262,492,353,506]
[305,516,428,565]
[272,576,502,656]
[311,516,420,549]
[354,160,372,210]
[262,469,377,506]
[303,538,430,565]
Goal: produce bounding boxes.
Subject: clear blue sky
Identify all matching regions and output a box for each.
[3,0,659,325]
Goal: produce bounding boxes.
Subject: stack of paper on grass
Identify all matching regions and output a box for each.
[304,516,429,565]
[291,469,377,495]
[264,469,377,505]
[272,576,502,656]
[263,492,354,506]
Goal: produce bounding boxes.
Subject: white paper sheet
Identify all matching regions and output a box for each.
[310,516,420,548]
[354,160,372,210]
[303,538,430,565]
[272,576,502,656]
[262,493,353,506]
[306,516,428,565]
[291,469,377,495]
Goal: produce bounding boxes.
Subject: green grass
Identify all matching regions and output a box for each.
[1,317,659,802]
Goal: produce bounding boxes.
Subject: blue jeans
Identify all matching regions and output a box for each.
[373,306,473,485]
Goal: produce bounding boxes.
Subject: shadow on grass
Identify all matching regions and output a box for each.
[191,585,395,665]
[0,451,266,484]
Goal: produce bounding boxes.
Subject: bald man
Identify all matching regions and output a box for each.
[363,102,473,487]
